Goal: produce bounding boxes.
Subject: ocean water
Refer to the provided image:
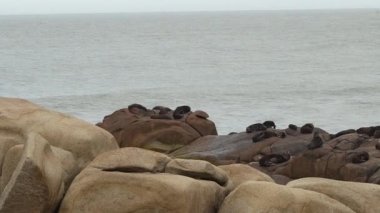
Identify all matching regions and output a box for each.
[1,10,380,134]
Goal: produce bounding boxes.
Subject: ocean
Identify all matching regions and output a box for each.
[1,9,379,134]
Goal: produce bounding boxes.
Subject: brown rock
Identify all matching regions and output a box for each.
[98,105,217,153]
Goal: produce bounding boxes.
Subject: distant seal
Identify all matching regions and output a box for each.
[288,124,298,131]
[259,153,290,167]
[128,104,148,115]
[334,129,356,138]
[350,151,369,164]
[263,121,276,129]
[173,105,191,119]
[152,106,172,115]
[300,123,314,134]
[228,132,238,135]
[307,132,324,150]
[252,130,277,143]
[246,123,267,133]
[356,127,375,136]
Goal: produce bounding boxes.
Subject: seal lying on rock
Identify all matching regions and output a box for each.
[300,123,314,134]
[252,130,277,143]
[173,105,191,119]
[128,104,148,115]
[356,127,375,136]
[152,106,172,115]
[307,132,324,150]
[334,129,356,138]
[263,121,276,129]
[246,123,267,133]
[259,153,290,167]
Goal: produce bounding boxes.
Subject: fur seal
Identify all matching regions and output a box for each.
[356,127,375,136]
[252,130,277,143]
[173,105,191,119]
[128,104,148,115]
[228,132,238,135]
[246,123,267,133]
[288,124,298,131]
[307,132,324,150]
[263,121,276,129]
[334,129,356,138]
[350,151,369,164]
[259,153,290,167]
[152,106,172,115]
[300,123,314,134]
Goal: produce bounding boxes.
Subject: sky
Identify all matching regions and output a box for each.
[1,0,380,15]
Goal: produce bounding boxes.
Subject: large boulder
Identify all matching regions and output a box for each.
[219,181,355,213]
[97,105,217,153]
[0,97,118,212]
[60,147,227,213]
[218,164,274,191]
[287,177,380,213]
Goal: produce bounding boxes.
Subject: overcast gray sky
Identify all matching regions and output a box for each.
[1,0,380,15]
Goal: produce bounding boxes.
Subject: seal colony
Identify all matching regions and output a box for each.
[1,98,380,213]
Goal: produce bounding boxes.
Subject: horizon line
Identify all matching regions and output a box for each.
[1,7,379,16]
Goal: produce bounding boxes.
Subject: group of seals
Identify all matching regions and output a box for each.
[127,104,194,121]
[246,120,276,133]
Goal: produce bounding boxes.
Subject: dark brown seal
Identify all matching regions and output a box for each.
[246,123,267,133]
[300,123,314,134]
[334,129,356,138]
[128,104,148,115]
[173,105,191,119]
[307,132,324,150]
[263,121,276,129]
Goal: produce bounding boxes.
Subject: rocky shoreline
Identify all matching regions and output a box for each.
[0,97,379,212]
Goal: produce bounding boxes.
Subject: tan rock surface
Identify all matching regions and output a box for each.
[0,97,118,212]
[0,133,64,213]
[219,181,355,213]
[218,164,274,190]
[287,177,380,213]
[60,147,226,213]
